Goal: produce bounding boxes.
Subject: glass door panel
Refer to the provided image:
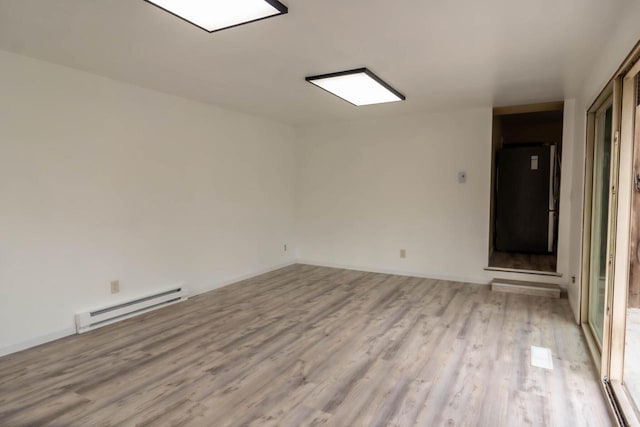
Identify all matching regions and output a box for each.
[588,102,613,346]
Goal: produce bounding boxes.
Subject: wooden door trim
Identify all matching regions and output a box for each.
[581,89,613,359]
[492,101,564,116]
[601,77,622,377]
[609,68,638,382]
[606,48,640,427]
[581,111,597,325]
[580,37,640,426]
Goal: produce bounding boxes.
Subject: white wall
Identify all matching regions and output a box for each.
[296,103,579,288]
[580,0,640,106]
[566,99,589,322]
[0,50,297,355]
[4,0,637,351]
[566,0,640,322]
[555,100,577,288]
[296,108,494,283]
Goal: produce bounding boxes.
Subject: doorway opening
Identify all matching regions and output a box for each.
[488,102,564,273]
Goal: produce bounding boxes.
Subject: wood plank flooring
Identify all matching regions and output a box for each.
[489,251,557,273]
[0,264,611,426]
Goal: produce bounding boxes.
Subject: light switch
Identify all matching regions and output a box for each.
[531,155,539,170]
[457,171,467,183]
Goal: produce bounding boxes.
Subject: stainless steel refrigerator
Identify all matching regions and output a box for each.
[495,144,559,254]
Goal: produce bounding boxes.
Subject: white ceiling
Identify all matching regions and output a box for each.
[0,0,629,125]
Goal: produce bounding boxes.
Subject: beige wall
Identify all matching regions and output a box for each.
[295,107,493,283]
[295,105,576,287]
[3,0,638,351]
[0,51,298,355]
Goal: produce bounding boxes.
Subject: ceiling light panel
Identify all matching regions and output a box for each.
[306,68,406,106]
[145,0,288,33]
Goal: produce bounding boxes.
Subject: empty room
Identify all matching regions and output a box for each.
[2,0,640,426]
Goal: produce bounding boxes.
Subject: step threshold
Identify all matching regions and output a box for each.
[491,279,561,298]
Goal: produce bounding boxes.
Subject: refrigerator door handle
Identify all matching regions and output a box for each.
[548,211,556,253]
[549,145,556,211]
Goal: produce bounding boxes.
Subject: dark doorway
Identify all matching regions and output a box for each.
[488,104,564,273]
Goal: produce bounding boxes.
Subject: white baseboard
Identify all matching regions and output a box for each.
[186,260,298,297]
[0,327,76,358]
[0,260,297,358]
[0,260,499,358]
[296,259,489,285]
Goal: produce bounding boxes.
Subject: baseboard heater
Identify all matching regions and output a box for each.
[75,286,188,334]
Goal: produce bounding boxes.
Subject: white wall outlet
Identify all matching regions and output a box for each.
[110,280,120,294]
[400,249,407,258]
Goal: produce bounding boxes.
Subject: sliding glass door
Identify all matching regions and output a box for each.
[623,71,640,412]
[588,100,613,347]
[579,40,640,423]
[586,46,640,425]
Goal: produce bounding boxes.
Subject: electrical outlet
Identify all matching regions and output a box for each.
[400,249,407,258]
[571,275,576,284]
[110,280,120,294]
[284,244,287,252]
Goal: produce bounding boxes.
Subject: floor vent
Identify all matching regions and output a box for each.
[75,286,188,333]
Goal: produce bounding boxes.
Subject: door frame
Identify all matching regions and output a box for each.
[580,82,617,372]
[608,53,640,425]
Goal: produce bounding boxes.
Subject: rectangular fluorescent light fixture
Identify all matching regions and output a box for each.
[305,68,406,106]
[145,0,288,33]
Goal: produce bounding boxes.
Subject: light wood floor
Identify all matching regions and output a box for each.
[0,264,611,426]
[489,251,558,273]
